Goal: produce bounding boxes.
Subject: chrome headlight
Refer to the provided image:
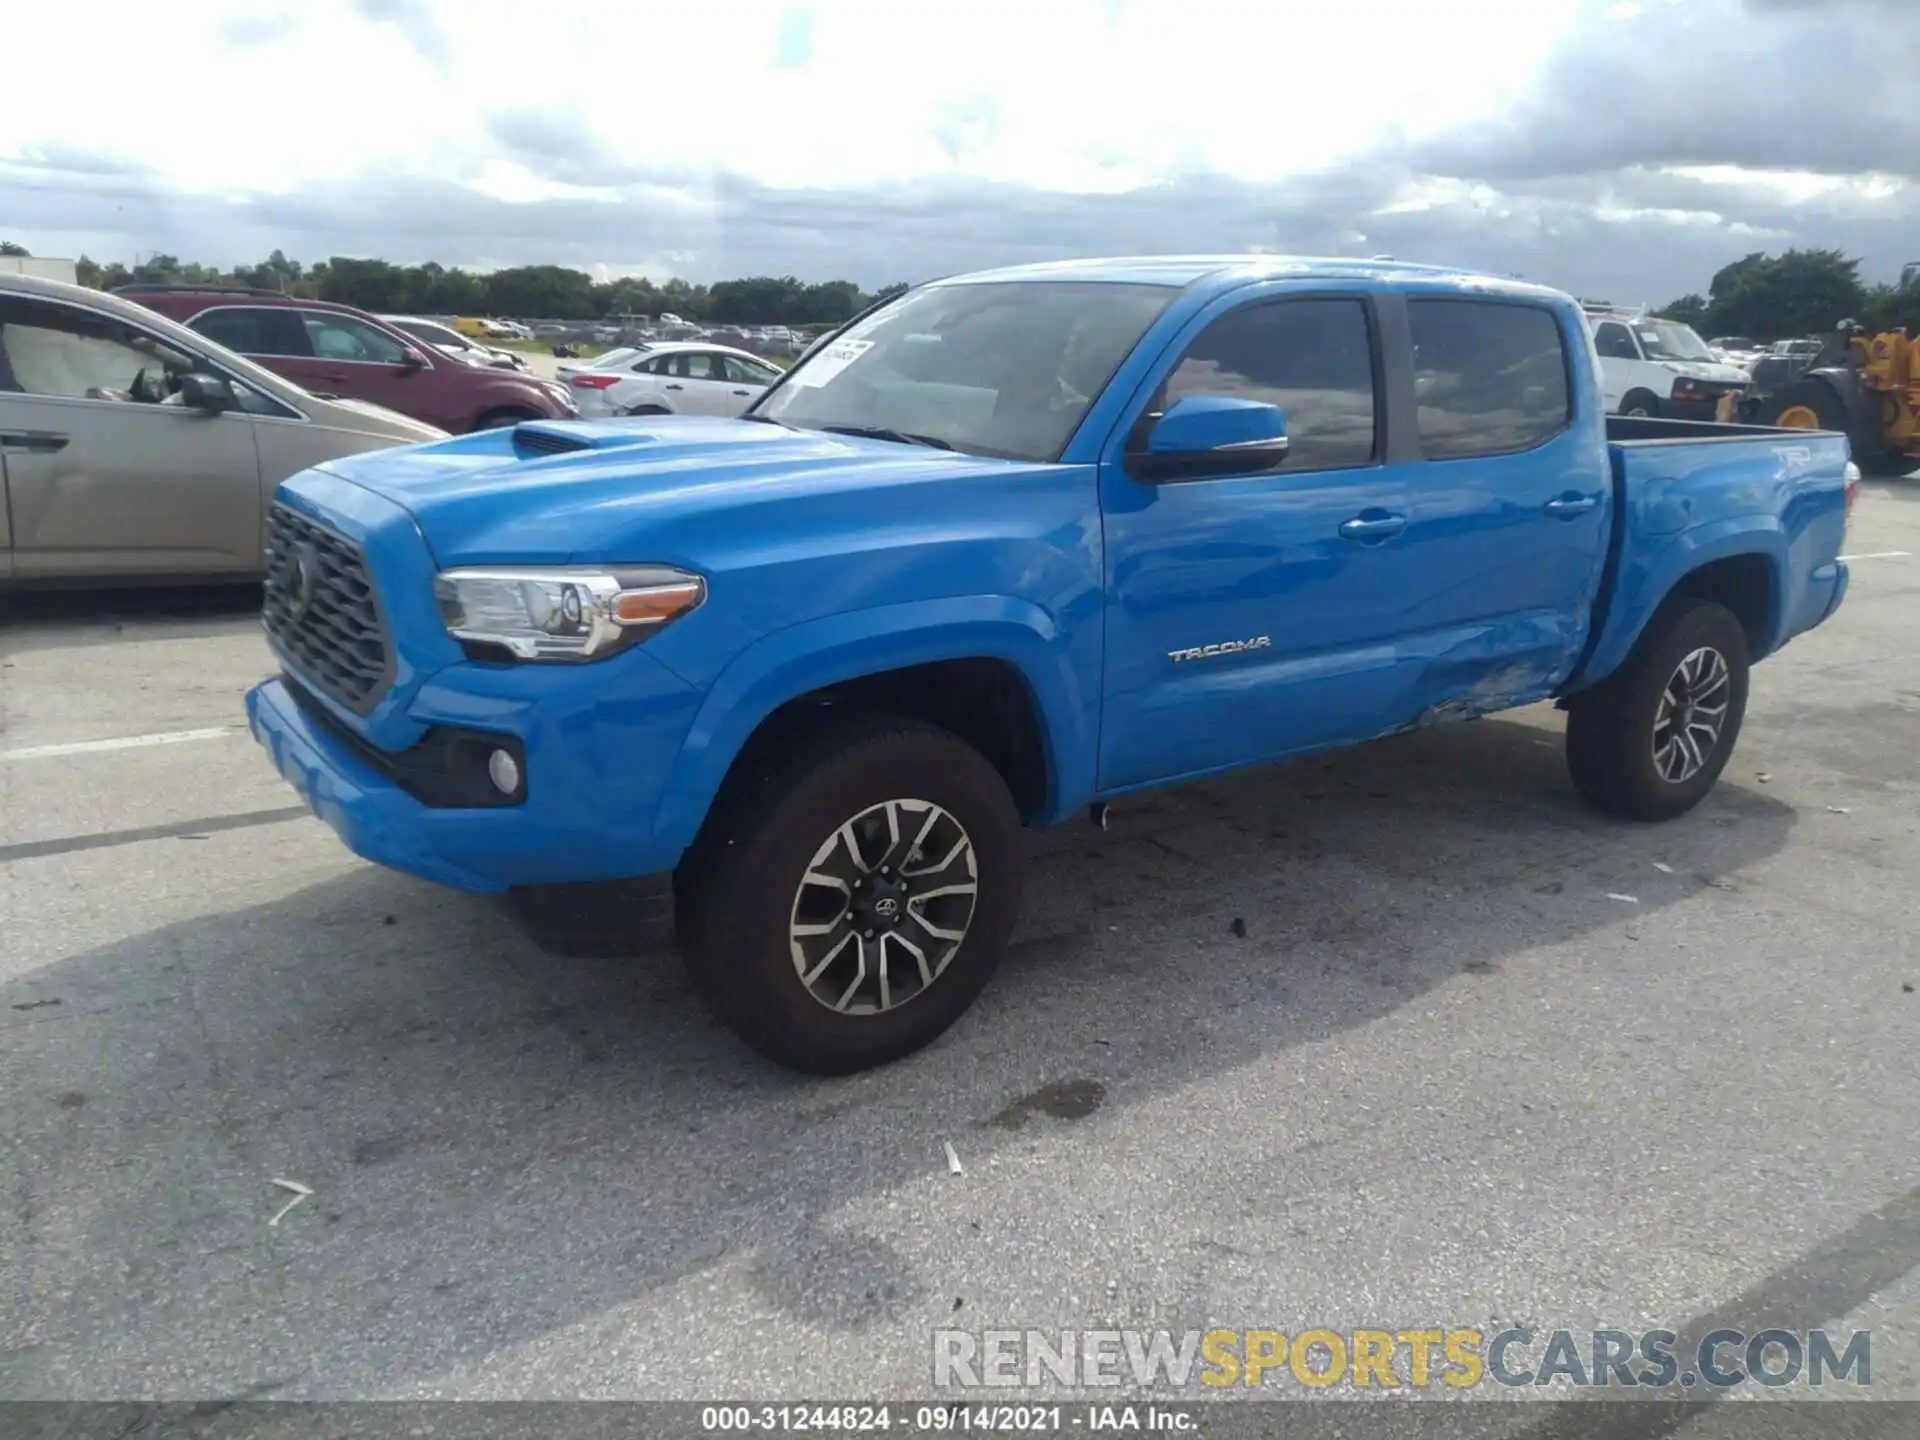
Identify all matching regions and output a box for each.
[433,566,704,661]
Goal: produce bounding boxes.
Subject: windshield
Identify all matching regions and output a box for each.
[755,281,1175,461]
[591,346,645,369]
[1635,320,1716,362]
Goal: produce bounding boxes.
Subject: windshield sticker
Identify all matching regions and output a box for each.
[790,338,872,387]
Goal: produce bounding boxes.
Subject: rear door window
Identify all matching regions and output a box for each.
[1592,322,1640,360]
[1408,300,1572,460]
[190,306,314,359]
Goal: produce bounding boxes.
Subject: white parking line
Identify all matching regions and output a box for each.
[0,727,238,763]
[1839,551,1913,561]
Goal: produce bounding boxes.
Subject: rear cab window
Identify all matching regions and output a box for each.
[1408,300,1572,459]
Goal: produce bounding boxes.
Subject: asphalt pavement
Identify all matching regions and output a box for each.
[2,481,1916,1425]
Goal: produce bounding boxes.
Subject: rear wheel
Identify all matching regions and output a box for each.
[1620,390,1661,419]
[675,716,1023,1074]
[620,403,671,417]
[1566,599,1750,822]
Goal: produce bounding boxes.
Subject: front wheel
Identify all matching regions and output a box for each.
[1619,389,1661,419]
[675,716,1024,1074]
[1566,599,1751,821]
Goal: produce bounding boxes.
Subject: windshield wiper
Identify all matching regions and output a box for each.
[817,424,955,451]
[737,413,794,429]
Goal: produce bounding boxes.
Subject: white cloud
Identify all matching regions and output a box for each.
[1,0,1912,300]
[2,0,1579,197]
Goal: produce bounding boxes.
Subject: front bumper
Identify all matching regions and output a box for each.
[1666,390,1746,422]
[248,649,703,893]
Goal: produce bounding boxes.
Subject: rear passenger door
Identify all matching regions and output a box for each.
[664,351,739,415]
[1396,298,1610,711]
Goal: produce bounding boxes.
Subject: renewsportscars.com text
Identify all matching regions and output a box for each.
[933,1327,1871,1391]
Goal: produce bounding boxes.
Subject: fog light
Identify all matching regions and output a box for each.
[487,748,521,796]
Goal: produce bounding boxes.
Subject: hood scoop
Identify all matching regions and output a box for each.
[512,424,596,457]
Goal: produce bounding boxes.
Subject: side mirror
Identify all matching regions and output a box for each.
[399,346,430,370]
[1130,395,1290,482]
[178,372,236,413]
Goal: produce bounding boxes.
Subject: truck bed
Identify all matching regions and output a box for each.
[1604,414,1835,444]
[1563,416,1853,696]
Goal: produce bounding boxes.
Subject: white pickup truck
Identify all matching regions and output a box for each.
[1583,304,1752,421]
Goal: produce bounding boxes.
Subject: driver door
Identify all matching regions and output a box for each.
[1097,293,1417,790]
[0,294,263,578]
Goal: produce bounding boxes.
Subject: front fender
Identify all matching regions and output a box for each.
[650,595,1095,850]
[1570,518,1785,691]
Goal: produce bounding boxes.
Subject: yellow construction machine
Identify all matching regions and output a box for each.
[1757,320,1920,475]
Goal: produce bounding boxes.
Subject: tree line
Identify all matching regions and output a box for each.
[1655,248,1920,341]
[8,245,909,326]
[7,239,1915,338]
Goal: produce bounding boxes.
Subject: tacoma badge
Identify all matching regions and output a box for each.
[1167,635,1273,664]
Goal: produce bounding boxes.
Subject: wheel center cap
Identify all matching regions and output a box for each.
[856,878,910,930]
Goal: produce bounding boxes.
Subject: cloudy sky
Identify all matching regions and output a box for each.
[1,0,1914,302]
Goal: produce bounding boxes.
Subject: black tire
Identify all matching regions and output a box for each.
[621,404,670,417]
[1760,378,1848,434]
[675,714,1023,1074]
[1619,390,1661,419]
[1566,599,1750,822]
[472,406,542,432]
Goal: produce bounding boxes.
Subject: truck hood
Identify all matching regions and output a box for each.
[310,416,1017,565]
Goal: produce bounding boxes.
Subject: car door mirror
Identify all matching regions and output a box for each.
[178,372,236,413]
[399,346,430,370]
[1131,395,1290,482]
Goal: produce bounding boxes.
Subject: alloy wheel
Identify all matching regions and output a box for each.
[1652,645,1731,783]
[788,798,979,1014]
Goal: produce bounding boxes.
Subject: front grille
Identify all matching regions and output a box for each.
[262,504,393,714]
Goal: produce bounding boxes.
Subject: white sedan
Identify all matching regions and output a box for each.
[563,342,784,419]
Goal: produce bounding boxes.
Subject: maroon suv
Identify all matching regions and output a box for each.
[116,286,575,432]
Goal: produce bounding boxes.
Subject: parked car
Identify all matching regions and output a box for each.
[382,314,529,371]
[1746,337,1829,401]
[116,286,575,433]
[562,341,782,418]
[0,272,440,584]
[1708,335,1763,367]
[553,345,651,387]
[245,256,1854,1073]
[1583,306,1752,418]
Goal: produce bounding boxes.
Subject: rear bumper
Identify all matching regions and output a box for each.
[1820,559,1851,624]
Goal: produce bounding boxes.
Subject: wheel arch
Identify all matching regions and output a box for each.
[651,597,1095,852]
[1569,525,1787,692]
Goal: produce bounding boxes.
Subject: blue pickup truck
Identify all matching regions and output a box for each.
[246,257,1856,1073]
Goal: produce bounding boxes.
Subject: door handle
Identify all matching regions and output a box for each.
[1338,512,1408,542]
[664,383,684,391]
[1545,493,1599,518]
[0,431,69,453]
[732,388,752,396]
